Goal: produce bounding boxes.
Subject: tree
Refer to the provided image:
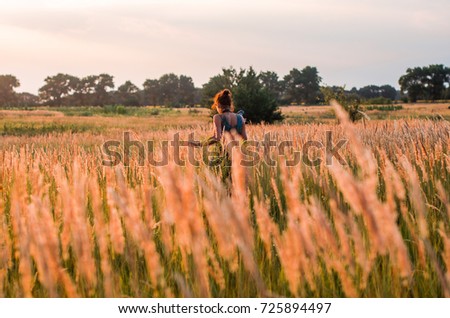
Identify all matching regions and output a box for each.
[75,75,98,105]
[38,73,79,106]
[357,84,397,101]
[358,85,381,99]
[17,92,39,107]
[142,74,196,107]
[178,75,196,106]
[301,66,322,104]
[424,64,450,100]
[158,73,180,106]
[282,66,322,105]
[399,64,450,102]
[193,87,203,105]
[0,75,20,107]
[116,81,140,106]
[379,85,397,100]
[259,71,283,103]
[283,68,303,104]
[234,67,282,123]
[93,73,115,106]
[399,67,423,102]
[202,67,282,123]
[201,67,238,107]
[143,79,160,106]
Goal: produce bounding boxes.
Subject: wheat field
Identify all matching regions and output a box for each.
[0,103,449,297]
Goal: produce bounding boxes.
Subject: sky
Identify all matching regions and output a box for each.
[1,0,449,94]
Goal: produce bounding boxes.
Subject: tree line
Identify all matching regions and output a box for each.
[1,73,199,108]
[1,64,449,110]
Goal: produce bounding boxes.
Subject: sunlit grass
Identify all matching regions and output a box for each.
[0,104,449,297]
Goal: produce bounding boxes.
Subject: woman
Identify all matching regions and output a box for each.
[211,88,247,142]
[189,89,247,183]
[190,89,247,147]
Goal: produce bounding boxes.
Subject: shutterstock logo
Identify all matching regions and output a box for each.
[101,131,347,167]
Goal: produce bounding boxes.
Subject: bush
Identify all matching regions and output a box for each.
[116,105,127,115]
[203,67,283,124]
[366,105,403,111]
[321,86,363,122]
[149,108,160,116]
[234,68,283,123]
[363,97,393,105]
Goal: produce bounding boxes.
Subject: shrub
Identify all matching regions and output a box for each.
[366,105,403,111]
[321,86,363,122]
[116,105,127,115]
[149,108,160,116]
[203,67,283,124]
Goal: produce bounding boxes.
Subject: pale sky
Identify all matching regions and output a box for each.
[1,0,449,93]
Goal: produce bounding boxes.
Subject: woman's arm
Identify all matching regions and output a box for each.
[240,118,248,140]
[213,114,223,140]
[188,115,222,147]
[188,137,219,147]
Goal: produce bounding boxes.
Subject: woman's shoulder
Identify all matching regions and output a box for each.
[213,113,223,124]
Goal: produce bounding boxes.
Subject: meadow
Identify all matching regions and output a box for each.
[281,103,450,124]
[0,103,449,297]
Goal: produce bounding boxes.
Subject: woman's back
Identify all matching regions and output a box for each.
[208,89,247,141]
[220,112,244,134]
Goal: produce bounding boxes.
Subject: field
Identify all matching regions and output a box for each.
[281,103,450,124]
[0,103,450,297]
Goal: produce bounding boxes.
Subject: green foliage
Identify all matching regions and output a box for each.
[282,66,322,105]
[0,75,20,107]
[116,105,127,115]
[16,92,40,107]
[149,108,160,116]
[116,81,139,106]
[201,67,238,108]
[365,105,403,111]
[143,73,196,107]
[259,70,283,104]
[357,85,397,100]
[321,86,363,122]
[55,105,176,117]
[0,122,99,136]
[158,73,181,106]
[362,97,394,105]
[5,66,408,110]
[37,73,116,107]
[80,73,115,106]
[399,64,450,102]
[234,67,283,123]
[38,73,80,106]
[202,67,283,124]
[7,64,450,110]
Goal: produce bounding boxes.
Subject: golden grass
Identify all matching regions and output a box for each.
[0,104,449,297]
[281,103,450,123]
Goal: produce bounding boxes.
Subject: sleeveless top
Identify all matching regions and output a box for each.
[221,113,244,135]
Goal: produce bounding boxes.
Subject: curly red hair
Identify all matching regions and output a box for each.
[212,89,234,113]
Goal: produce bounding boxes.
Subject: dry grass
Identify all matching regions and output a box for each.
[0,104,449,297]
[281,103,450,123]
